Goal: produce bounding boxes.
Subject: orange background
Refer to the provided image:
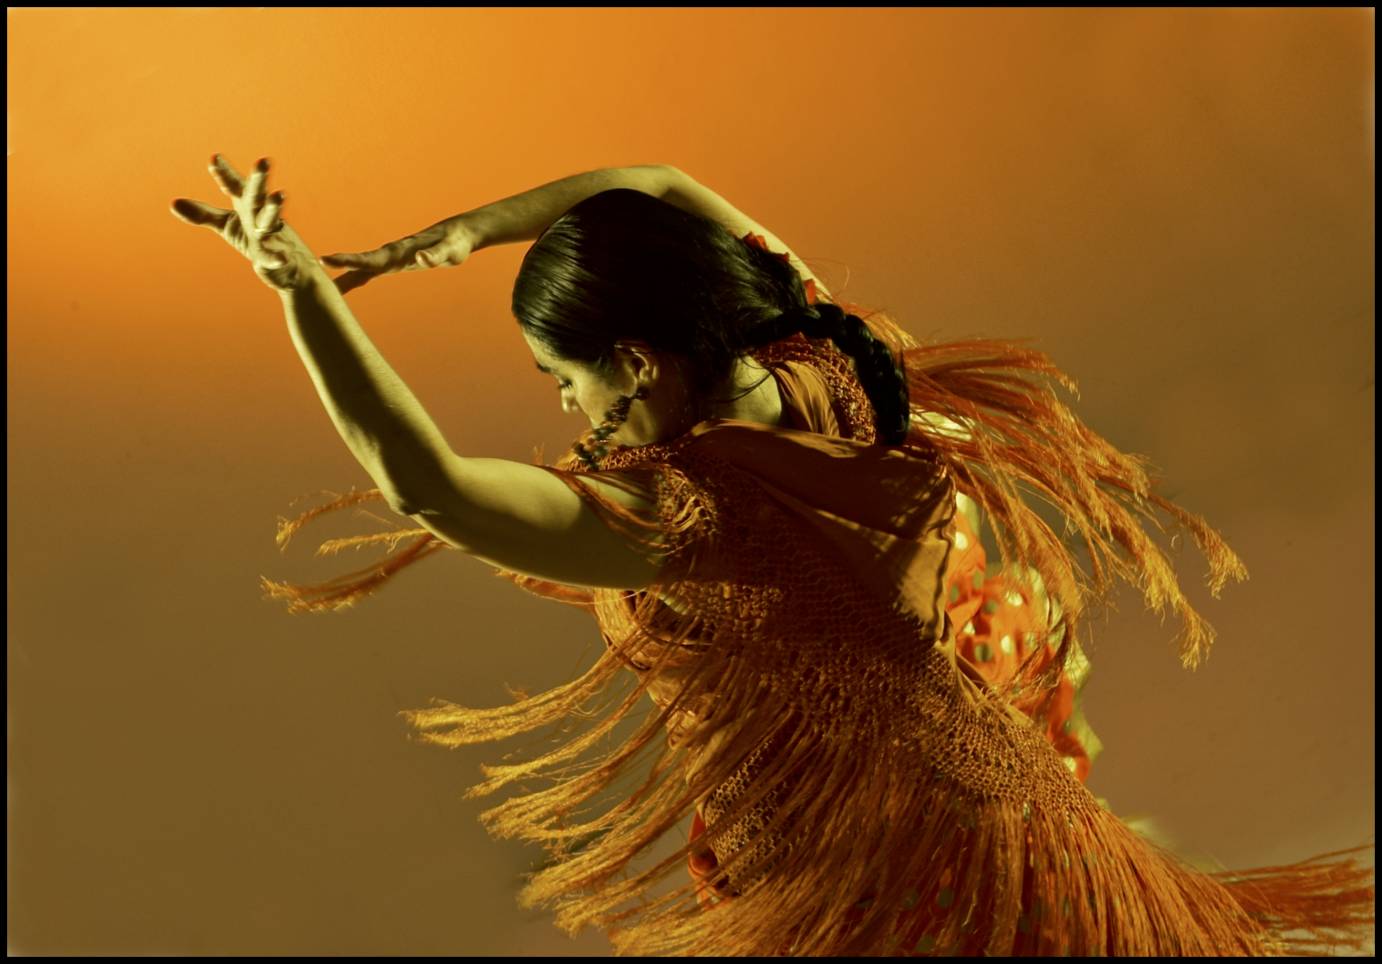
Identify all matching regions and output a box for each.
[7,8,1374,955]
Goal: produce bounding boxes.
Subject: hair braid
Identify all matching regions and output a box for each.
[749,302,911,445]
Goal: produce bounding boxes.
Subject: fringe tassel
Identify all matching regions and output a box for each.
[1211,844,1378,955]
[260,487,449,613]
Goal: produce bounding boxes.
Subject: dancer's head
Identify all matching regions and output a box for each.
[512,188,909,457]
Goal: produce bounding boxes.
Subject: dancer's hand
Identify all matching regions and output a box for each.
[320,214,477,295]
[170,154,322,293]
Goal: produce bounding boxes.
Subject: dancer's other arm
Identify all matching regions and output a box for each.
[322,165,831,300]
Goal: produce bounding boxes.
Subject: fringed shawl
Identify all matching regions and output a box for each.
[264,301,1373,956]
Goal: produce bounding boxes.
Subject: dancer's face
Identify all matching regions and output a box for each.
[522,331,697,447]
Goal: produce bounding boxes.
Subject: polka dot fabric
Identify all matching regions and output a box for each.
[943,498,1102,785]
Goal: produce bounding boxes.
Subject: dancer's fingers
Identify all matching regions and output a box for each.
[209,153,246,199]
[244,157,270,216]
[256,191,285,234]
[320,251,368,267]
[171,197,233,230]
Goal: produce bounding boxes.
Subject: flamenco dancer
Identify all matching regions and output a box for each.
[173,157,1374,956]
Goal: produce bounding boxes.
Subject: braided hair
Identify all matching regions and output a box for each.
[744,300,911,445]
[512,188,910,449]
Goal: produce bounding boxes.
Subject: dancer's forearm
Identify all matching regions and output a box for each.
[463,164,827,298]
[278,271,452,512]
[464,165,679,250]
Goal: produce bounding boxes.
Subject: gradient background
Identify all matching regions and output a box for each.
[7,7,1374,956]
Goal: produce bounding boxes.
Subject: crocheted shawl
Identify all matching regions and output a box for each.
[265,303,1373,956]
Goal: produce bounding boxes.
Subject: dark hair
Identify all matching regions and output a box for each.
[511,189,910,446]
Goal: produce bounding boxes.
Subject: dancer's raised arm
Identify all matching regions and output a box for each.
[171,154,663,590]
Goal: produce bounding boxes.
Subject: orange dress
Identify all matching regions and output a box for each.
[431,315,1370,955]
[682,346,1104,919]
[265,295,1374,956]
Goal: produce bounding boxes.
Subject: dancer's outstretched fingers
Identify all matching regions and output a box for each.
[171,197,233,231]
[244,158,270,219]
[256,191,285,235]
[209,153,246,199]
[321,245,391,271]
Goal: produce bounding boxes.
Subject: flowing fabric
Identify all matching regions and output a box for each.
[263,290,1374,955]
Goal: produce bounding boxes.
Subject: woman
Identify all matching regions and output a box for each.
[171,158,1373,956]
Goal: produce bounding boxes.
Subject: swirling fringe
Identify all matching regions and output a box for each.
[846,302,1248,703]
[259,488,447,613]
